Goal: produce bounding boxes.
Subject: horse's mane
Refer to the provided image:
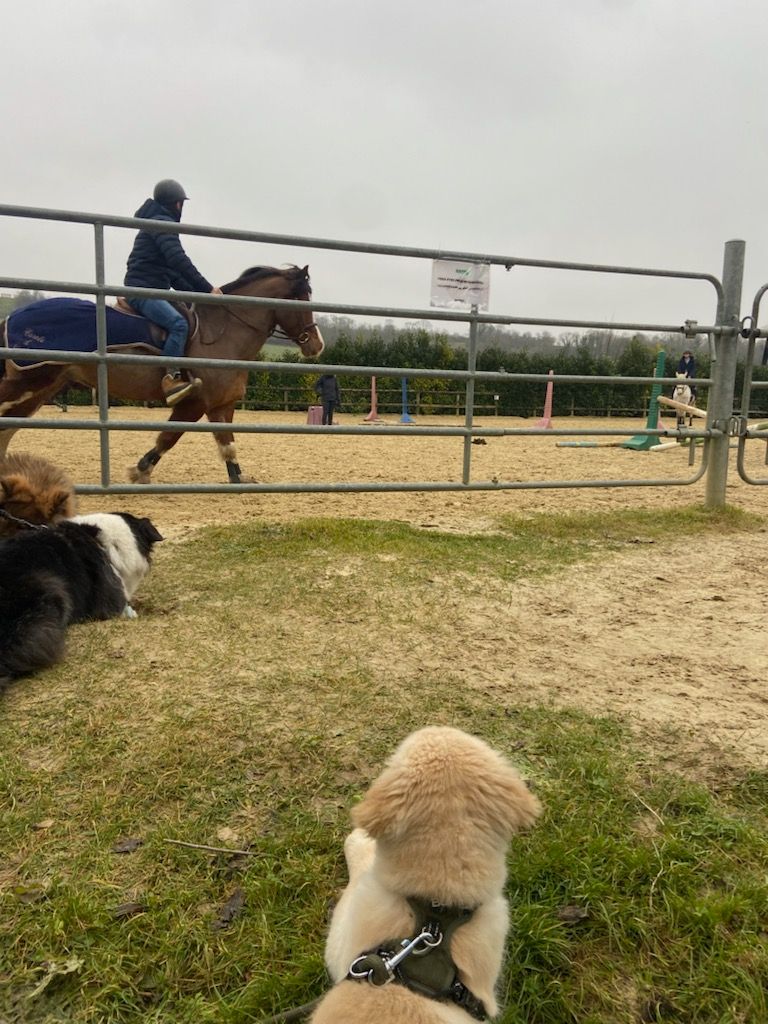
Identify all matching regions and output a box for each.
[221,265,310,297]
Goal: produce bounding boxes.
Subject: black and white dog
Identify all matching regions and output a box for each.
[0,512,162,691]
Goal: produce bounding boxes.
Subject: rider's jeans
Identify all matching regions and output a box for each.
[127,298,188,363]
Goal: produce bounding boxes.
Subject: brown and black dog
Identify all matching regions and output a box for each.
[0,452,77,536]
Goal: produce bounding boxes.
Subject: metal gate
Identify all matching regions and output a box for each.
[736,283,768,485]
[0,205,747,508]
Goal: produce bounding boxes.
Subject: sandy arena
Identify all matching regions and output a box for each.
[9,406,768,767]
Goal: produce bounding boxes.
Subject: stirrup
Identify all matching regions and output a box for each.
[162,374,196,406]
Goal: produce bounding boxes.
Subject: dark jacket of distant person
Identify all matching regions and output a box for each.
[676,352,696,379]
[315,374,341,403]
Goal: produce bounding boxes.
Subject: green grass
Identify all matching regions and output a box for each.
[1,507,766,1023]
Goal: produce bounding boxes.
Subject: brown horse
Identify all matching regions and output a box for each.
[0,265,324,484]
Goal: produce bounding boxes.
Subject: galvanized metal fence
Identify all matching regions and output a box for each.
[736,282,768,485]
[0,204,754,507]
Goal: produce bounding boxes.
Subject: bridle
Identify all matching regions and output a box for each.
[217,285,319,351]
[270,322,319,349]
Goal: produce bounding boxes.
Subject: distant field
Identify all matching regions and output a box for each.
[260,341,293,359]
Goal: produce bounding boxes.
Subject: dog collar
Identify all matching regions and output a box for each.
[0,508,50,531]
[346,898,487,1021]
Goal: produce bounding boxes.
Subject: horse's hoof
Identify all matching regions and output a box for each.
[128,465,152,484]
[224,474,258,484]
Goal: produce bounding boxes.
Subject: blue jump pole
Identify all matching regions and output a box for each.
[400,377,414,423]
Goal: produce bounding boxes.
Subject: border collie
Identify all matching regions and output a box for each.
[0,512,162,692]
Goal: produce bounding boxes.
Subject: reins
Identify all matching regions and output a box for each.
[209,284,317,351]
[221,303,317,348]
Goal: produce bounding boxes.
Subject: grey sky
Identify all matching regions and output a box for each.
[2,0,767,337]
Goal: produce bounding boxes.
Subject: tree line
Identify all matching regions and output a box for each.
[244,323,768,418]
[4,295,767,417]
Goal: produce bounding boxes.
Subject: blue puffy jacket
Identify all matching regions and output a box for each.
[124,198,213,294]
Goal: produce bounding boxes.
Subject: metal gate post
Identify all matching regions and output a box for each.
[93,222,112,486]
[462,305,479,484]
[704,239,745,509]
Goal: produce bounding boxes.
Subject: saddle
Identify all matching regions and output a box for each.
[113,298,198,348]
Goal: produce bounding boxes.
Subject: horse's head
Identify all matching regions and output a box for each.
[221,265,324,358]
[672,373,692,404]
[276,265,324,358]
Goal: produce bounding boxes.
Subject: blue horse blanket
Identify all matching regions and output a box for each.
[5,298,160,367]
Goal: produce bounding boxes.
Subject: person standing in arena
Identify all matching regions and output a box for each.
[315,373,341,425]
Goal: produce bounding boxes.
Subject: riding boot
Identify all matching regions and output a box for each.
[162,370,198,407]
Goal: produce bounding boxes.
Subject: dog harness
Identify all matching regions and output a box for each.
[345,897,488,1021]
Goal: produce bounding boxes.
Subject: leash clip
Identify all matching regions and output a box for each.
[388,927,442,969]
[348,928,442,986]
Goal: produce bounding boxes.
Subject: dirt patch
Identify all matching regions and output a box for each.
[12,406,768,766]
[20,406,768,533]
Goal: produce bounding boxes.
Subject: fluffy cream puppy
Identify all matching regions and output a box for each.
[312,726,542,1024]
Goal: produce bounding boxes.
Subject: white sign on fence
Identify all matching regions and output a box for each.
[430,259,490,310]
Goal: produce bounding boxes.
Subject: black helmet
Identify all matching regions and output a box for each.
[153,179,188,206]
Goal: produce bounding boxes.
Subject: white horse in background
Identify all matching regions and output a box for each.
[672,372,695,432]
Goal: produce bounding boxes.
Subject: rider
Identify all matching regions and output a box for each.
[124,179,222,406]
[676,349,697,400]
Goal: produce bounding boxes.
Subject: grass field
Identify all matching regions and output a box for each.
[1,509,768,1023]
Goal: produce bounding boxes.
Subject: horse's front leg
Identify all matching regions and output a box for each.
[128,397,205,483]
[207,403,248,484]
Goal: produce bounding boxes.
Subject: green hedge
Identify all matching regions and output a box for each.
[45,329,768,418]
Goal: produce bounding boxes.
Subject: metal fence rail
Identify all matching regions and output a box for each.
[0,204,744,506]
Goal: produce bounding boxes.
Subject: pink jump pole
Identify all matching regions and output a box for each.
[364,376,381,422]
[534,369,554,429]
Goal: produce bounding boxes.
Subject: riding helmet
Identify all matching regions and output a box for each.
[153,179,189,206]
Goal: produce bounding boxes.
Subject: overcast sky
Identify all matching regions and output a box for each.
[2,0,767,339]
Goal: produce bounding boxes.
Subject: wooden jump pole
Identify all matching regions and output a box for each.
[656,395,707,419]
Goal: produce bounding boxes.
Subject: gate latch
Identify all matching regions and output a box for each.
[730,416,747,438]
[683,319,699,339]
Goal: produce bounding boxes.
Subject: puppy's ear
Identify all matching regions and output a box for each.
[351,767,410,840]
[44,487,76,522]
[473,763,542,837]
